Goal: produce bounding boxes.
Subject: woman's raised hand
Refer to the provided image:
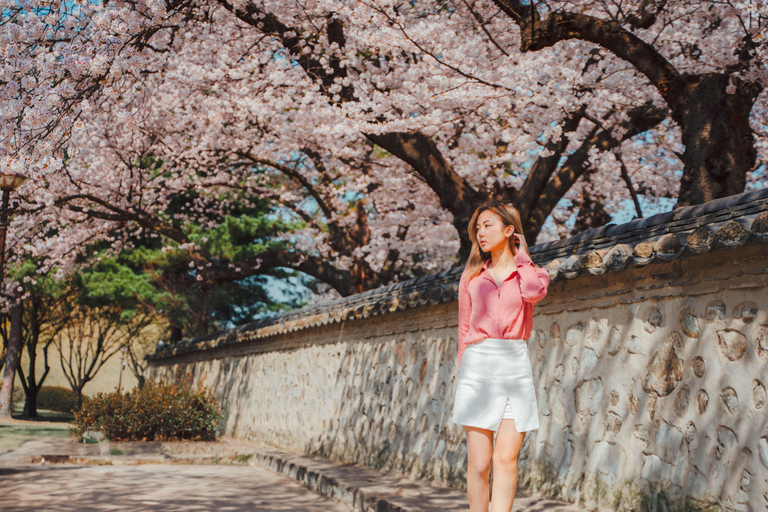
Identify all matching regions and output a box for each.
[514,233,528,255]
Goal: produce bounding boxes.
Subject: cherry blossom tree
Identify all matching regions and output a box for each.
[55,303,152,407]
[490,0,767,205]
[165,0,767,245]
[2,0,766,290]
[4,6,461,304]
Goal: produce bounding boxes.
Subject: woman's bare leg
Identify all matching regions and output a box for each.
[490,419,526,512]
[464,426,494,512]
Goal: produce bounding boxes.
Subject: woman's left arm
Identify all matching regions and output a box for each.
[514,236,550,303]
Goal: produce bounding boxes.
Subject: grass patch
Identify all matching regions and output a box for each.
[110,448,125,456]
[12,410,74,423]
[0,424,72,454]
[234,453,253,464]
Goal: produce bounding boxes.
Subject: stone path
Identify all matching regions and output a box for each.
[0,434,585,512]
[249,446,583,512]
[0,464,354,512]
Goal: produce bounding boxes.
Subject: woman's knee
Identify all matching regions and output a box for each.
[468,454,492,478]
[465,427,494,478]
[492,452,520,473]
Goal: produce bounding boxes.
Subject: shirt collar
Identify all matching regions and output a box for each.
[480,258,518,284]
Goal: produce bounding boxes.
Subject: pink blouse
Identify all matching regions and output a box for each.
[457,250,550,369]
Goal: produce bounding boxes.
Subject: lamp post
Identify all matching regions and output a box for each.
[0,172,27,287]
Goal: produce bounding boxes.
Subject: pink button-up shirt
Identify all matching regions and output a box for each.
[457,250,550,369]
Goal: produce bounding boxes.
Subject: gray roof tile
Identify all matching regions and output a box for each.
[149,188,768,360]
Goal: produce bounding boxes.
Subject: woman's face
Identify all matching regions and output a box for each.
[476,210,513,253]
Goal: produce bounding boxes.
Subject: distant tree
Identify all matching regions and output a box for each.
[56,304,153,407]
[55,260,157,405]
[11,262,76,417]
[91,208,316,340]
[124,333,155,390]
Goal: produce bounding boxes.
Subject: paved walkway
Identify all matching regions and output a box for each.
[0,464,354,512]
[0,431,584,512]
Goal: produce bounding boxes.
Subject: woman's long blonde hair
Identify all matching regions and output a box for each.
[464,202,526,280]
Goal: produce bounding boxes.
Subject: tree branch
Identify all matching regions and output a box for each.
[616,151,644,218]
[244,154,336,221]
[492,0,684,112]
[215,0,355,102]
[626,0,669,30]
[516,110,585,227]
[526,102,666,236]
[199,248,356,297]
[53,194,190,245]
[365,131,487,261]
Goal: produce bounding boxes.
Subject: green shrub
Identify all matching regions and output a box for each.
[71,383,222,441]
[38,386,79,413]
[11,385,78,413]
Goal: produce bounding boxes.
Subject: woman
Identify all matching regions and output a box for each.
[452,202,549,512]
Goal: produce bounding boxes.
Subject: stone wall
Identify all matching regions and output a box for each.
[150,303,468,485]
[148,190,768,511]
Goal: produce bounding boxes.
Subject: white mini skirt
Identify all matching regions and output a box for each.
[452,338,539,432]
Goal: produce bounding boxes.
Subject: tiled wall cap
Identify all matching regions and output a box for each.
[584,252,605,275]
[716,219,750,248]
[560,254,582,279]
[603,244,632,272]
[544,259,561,281]
[149,188,768,360]
[752,211,768,240]
[632,240,655,265]
[656,233,683,261]
[686,226,715,254]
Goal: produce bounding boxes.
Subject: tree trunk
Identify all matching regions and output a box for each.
[674,74,761,207]
[0,302,23,417]
[522,127,599,241]
[22,386,38,418]
[169,325,183,343]
[515,112,585,233]
[520,103,668,241]
[195,310,209,338]
[74,385,85,409]
[21,298,37,418]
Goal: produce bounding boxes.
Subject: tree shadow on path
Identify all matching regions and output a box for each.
[0,464,353,512]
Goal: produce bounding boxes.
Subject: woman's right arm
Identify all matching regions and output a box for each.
[513,250,550,303]
[513,234,549,304]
